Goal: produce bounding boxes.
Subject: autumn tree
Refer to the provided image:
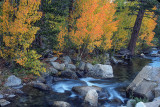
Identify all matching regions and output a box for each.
[128,0,159,55]
[57,0,118,57]
[0,0,46,75]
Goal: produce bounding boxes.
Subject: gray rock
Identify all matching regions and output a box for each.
[78,61,86,71]
[154,97,160,101]
[46,57,58,62]
[84,89,98,107]
[86,64,114,79]
[4,75,22,87]
[0,99,10,106]
[36,77,46,83]
[144,99,160,107]
[127,99,136,107]
[30,82,51,91]
[154,86,160,98]
[111,56,124,64]
[53,101,71,107]
[7,94,16,98]
[85,63,93,71]
[105,59,111,65]
[51,62,65,71]
[135,102,146,107]
[0,94,3,99]
[60,70,78,79]
[49,67,58,75]
[65,64,76,71]
[127,66,160,100]
[119,49,131,55]
[63,56,72,64]
[72,86,102,97]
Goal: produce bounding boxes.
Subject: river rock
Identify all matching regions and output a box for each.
[154,86,160,98]
[72,86,102,97]
[4,75,22,87]
[30,82,51,91]
[63,56,72,64]
[0,94,3,99]
[36,77,46,83]
[65,64,76,71]
[127,66,160,100]
[118,49,131,55]
[85,63,93,71]
[86,64,113,79]
[126,99,136,107]
[135,102,146,107]
[49,67,58,75]
[51,62,65,71]
[46,57,58,62]
[53,101,71,107]
[84,89,98,107]
[111,56,124,64]
[60,69,78,79]
[78,61,86,71]
[144,99,160,107]
[0,99,10,106]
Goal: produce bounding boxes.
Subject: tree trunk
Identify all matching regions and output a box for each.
[128,8,145,55]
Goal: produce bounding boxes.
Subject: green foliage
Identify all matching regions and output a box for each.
[35,0,70,50]
[130,96,149,106]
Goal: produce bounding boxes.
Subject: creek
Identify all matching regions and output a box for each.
[7,49,160,107]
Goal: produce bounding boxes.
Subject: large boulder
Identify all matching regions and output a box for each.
[72,86,102,97]
[127,66,160,100]
[84,89,98,107]
[4,75,22,87]
[53,101,71,107]
[51,62,65,71]
[86,64,114,79]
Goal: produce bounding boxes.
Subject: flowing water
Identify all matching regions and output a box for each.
[7,49,160,107]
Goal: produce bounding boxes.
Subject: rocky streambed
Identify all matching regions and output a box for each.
[1,48,160,107]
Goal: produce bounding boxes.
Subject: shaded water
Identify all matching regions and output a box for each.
[7,52,160,107]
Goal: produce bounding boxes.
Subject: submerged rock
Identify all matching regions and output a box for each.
[127,66,160,100]
[86,64,113,79]
[53,101,71,107]
[4,75,22,87]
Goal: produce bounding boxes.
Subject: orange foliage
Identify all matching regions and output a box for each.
[57,0,118,54]
[0,0,45,75]
[139,10,157,46]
